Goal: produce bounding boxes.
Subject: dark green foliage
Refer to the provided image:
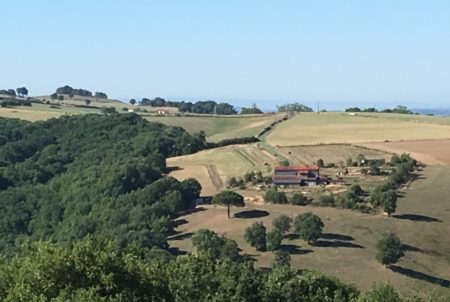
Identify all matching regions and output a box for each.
[357,282,401,302]
[205,136,260,149]
[265,188,288,204]
[245,222,267,251]
[273,249,291,267]
[349,184,363,196]
[277,103,313,112]
[129,98,136,105]
[376,232,404,266]
[192,229,240,261]
[266,228,283,251]
[94,92,108,99]
[241,107,263,114]
[293,212,324,245]
[272,214,292,234]
[370,163,381,175]
[16,87,28,97]
[0,114,207,255]
[0,98,32,107]
[318,195,335,207]
[55,85,94,97]
[317,158,324,168]
[382,191,397,216]
[345,107,362,112]
[279,159,290,166]
[140,97,237,115]
[290,193,310,205]
[0,237,383,301]
[213,190,245,218]
[101,106,117,114]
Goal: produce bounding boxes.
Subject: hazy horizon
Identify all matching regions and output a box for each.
[2,1,450,109]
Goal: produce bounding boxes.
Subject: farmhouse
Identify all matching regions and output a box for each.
[273,165,330,186]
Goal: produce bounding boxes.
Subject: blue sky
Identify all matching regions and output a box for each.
[1,1,449,110]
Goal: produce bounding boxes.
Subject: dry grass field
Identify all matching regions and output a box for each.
[147,114,282,142]
[266,113,450,146]
[361,139,450,165]
[170,166,450,296]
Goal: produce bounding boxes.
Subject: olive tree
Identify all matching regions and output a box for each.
[293,212,324,245]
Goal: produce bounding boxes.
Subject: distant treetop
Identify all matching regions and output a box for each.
[140,97,237,115]
[345,105,413,114]
[277,103,313,113]
[55,85,108,99]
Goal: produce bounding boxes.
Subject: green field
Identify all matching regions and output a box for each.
[170,166,450,296]
[147,114,282,142]
[266,112,450,146]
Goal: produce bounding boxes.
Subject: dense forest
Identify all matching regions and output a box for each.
[140,97,237,115]
[0,114,206,256]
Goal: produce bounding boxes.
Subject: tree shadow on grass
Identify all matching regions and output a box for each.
[281,244,313,255]
[234,209,270,219]
[393,214,442,223]
[315,240,364,249]
[168,247,187,256]
[402,244,423,253]
[173,218,188,228]
[168,232,193,241]
[321,233,354,241]
[284,233,299,240]
[390,265,450,288]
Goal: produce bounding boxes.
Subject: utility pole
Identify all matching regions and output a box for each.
[317,100,320,114]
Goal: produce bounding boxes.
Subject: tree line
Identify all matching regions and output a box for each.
[345,105,413,114]
[139,97,238,115]
[55,85,108,99]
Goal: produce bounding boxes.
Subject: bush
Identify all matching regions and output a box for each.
[289,193,309,206]
[192,229,240,261]
[317,159,324,168]
[265,188,288,204]
[273,249,291,267]
[376,232,404,266]
[318,195,335,207]
[279,159,289,166]
[349,184,362,196]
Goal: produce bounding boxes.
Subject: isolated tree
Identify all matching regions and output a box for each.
[376,232,404,267]
[244,222,266,251]
[58,95,64,101]
[294,212,324,245]
[317,159,324,168]
[213,190,245,218]
[272,214,292,235]
[50,93,58,100]
[266,228,283,251]
[273,249,291,267]
[85,99,91,106]
[130,98,136,106]
[16,87,28,97]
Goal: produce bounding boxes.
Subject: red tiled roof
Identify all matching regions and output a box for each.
[274,165,320,171]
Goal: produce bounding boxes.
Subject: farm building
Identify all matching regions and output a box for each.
[273,165,330,186]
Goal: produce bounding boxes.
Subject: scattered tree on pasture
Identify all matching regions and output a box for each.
[293,212,324,245]
[244,222,267,251]
[272,214,292,234]
[273,249,291,267]
[212,190,245,218]
[376,232,404,267]
[266,228,283,251]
